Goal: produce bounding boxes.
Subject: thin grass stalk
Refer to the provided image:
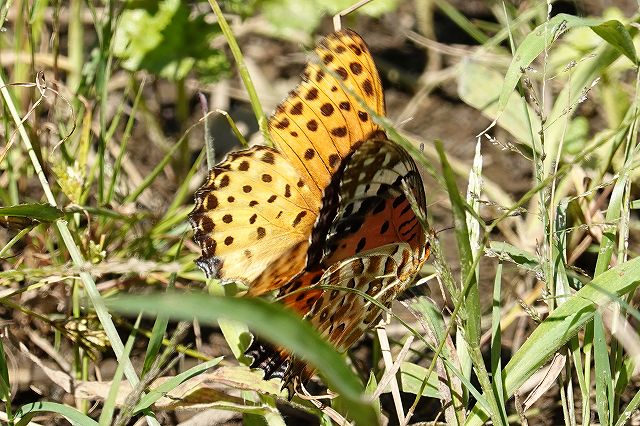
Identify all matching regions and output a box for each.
[123,119,202,204]
[432,0,489,43]
[96,6,113,204]
[0,65,163,426]
[612,69,639,421]
[436,142,499,421]
[68,0,83,91]
[491,263,508,422]
[0,337,12,425]
[71,277,86,414]
[98,316,141,426]
[405,142,501,424]
[207,0,271,146]
[106,78,146,204]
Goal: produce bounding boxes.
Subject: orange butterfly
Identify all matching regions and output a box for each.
[189,29,430,391]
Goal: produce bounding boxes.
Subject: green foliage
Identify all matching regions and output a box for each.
[114,0,230,82]
[260,0,398,36]
[109,293,378,425]
[0,203,64,223]
[3,1,640,425]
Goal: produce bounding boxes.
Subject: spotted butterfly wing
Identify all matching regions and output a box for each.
[321,138,429,266]
[247,139,431,389]
[189,29,385,294]
[269,29,385,199]
[189,147,317,284]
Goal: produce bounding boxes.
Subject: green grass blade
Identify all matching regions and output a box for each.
[208,281,251,362]
[0,203,64,222]
[433,0,489,43]
[99,315,141,425]
[142,313,170,377]
[206,0,270,146]
[15,402,99,426]
[436,141,498,420]
[397,362,440,398]
[488,241,540,273]
[490,263,507,422]
[498,13,603,111]
[0,57,145,411]
[108,293,378,424]
[106,78,146,205]
[123,135,189,204]
[164,148,206,218]
[458,60,541,150]
[465,256,640,425]
[134,357,223,413]
[0,336,12,421]
[435,141,477,332]
[593,314,612,426]
[616,383,640,426]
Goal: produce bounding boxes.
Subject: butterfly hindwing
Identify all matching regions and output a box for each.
[282,242,420,390]
[257,139,431,389]
[320,138,429,266]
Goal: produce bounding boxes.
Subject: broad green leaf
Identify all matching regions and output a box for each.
[590,20,637,64]
[499,13,603,111]
[0,203,64,222]
[365,372,381,417]
[397,362,440,398]
[108,293,377,425]
[113,0,229,82]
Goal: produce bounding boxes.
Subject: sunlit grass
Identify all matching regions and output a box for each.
[0,1,639,425]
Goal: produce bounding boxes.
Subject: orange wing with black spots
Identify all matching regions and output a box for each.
[190,30,431,394]
[189,29,386,289]
[322,138,429,266]
[285,242,424,389]
[269,29,385,199]
[189,146,317,283]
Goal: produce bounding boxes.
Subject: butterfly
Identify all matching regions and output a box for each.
[188,29,430,392]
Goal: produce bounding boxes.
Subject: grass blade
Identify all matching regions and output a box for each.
[15,402,99,426]
[108,293,378,424]
[466,255,640,425]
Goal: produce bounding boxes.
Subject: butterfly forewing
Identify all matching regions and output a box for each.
[189,146,317,283]
[190,30,386,290]
[269,29,385,199]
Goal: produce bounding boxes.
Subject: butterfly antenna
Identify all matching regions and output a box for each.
[434,224,456,236]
